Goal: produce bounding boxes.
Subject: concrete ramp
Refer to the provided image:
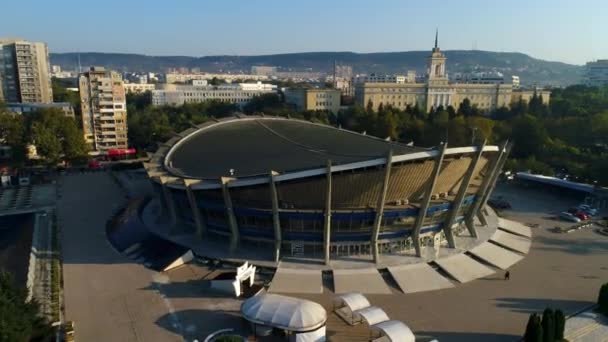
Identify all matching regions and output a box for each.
[333,268,392,294]
[469,242,524,270]
[163,250,194,271]
[388,263,454,294]
[434,254,496,283]
[268,268,322,294]
[498,218,532,238]
[491,230,531,254]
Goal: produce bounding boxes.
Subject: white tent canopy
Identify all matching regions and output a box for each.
[355,306,389,326]
[333,292,370,312]
[241,293,327,332]
[371,320,415,342]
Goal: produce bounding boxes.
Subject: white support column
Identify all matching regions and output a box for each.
[412,143,447,257]
[372,150,393,264]
[465,141,508,232]
[477,142,513,220]
[183,179,207,238]
[269,171,282,263]
[323,160,332,265]
[220,177,239,253]
[442,140,486,243]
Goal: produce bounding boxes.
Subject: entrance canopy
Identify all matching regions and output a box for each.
[241,293,327,332]
[371,320,415,342]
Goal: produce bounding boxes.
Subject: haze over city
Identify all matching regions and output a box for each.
[4,0,608,64]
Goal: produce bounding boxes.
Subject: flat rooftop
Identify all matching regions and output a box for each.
[166,118,423,179]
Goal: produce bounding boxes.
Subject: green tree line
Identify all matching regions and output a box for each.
[125,85,608,186]
[0,104,88,166]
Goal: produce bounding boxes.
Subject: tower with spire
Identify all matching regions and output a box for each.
[428,29,448,84]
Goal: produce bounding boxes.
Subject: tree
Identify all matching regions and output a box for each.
[0,110,26,162]
[524,313,537,342]
[541,308,555,342]
[599,283,608,314]
[209,77,222,85]
[366,99,374,114]
[554,309,565,341]
[27,109,88,164]
[510,115,548,159]
[458,98,473,117]
[243,93,285,115]
[0,271,53,341]
[524,313,543,342]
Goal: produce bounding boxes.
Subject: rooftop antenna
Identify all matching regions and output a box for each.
[77,53,82,73]
[434,28,438,49]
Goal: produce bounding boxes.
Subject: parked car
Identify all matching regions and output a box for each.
[577,204,598,216]
[560,212,581,223]
[567,208,589,220]
[575,211,589,221]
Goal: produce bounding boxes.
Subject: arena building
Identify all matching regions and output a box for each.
[143,115,511,264]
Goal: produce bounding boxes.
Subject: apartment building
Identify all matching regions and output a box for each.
[585,60,608,86]
[79,67,128,152]
[0,38,53,103]
[151,81,277,106]
[283,88,341,113]
[164,73,268,84]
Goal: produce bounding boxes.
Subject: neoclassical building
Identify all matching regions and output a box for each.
[356,33,546,112]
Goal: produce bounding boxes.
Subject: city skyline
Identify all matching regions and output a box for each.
[3,0,607,65]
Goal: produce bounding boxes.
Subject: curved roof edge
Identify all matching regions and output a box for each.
[144,115,502,190]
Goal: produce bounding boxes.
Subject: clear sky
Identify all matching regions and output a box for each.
[3,0,606,65]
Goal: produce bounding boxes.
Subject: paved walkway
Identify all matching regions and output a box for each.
[59,173,181,342]
[268,268,322,294]
[565,308,608,341]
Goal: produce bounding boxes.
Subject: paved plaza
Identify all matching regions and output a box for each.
[58,172,608,341]
[286,183,608,341]
[59,173,246,342]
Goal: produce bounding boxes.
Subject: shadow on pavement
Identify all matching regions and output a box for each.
[416,331,520,342]
[494,297,594,314]
[533,235,608,255]
[155,309,248,341]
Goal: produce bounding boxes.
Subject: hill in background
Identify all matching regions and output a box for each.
[51,50,583,87]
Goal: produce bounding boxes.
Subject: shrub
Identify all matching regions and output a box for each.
[524,313,543,342]
[554,309,566,341]
[542,308,555,342]
[599,283,608,314]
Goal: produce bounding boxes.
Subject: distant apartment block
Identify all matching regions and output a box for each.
[6,102,75,118]
[151,81,277,106]
[123,82,156,94]
[79,67,128,152]
[251,66,277,76]
[164,73,268,84]
[585,60,608,86]
[354,72,417,84]
[0,38,53,103]
[284,88,341,113]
